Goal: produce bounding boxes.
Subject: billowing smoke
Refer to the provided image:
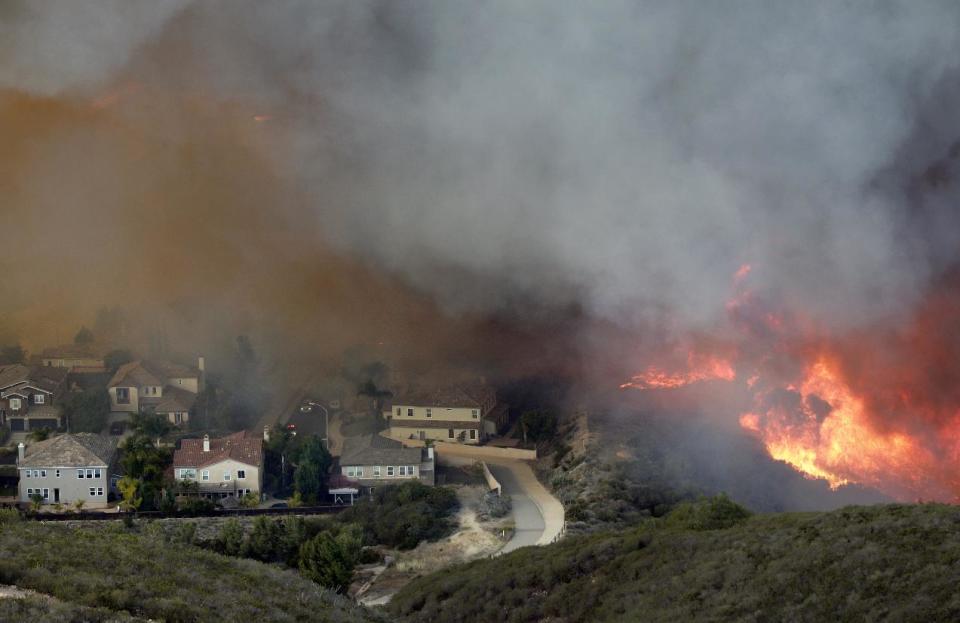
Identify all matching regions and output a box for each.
[6,1,960,502]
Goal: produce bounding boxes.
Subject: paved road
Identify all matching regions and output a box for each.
[439,454,564,553]
[487,463,546,552]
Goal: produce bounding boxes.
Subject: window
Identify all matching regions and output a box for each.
[179,468,197,480]
[471,409,479,419]
[77,469,84,479]
[396,407,401,417]
[469,429,477,440]
[42,489,49,500]
[409,465,416,476]
[9,398,20,410]
[55,469,60,478]
[174,412,183,425]
[85,469,93,479]
[223,471,231,481]
[34,394,45,405]
[398,466,406,476]
[407,408,414,417]
[448,429,455,439]
[116,388,129,404]
[346,466,364,478]
[89,487,100,496]
[373,466,381,477]
[237,470,246,480]
[426,408,432,418]
[24,470,31,478]
[94,469,101,479]
[26,488,32,496]
[201,470,210,481]
[40,470,46,478]
[386,466,395,477]
[97,487,103,496]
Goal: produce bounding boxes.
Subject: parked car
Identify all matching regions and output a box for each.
[286,423,296,430]
[270,502,288,509]
[299,402,313,413]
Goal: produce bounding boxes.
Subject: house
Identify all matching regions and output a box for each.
[172,431,263,500]
[107,358,204,424]
[337,434,435,496]
[0,364,68,432]
[385,382,498,445]
[40,344,107,374]
[16,433,119,508]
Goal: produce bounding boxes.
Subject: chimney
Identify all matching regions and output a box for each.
[203,434,210,452]
[263,426,270,442]
[17,442,24,464]
[197,356,205,373]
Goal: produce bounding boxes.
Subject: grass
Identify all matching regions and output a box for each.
[0,518,382,623]
[390,501,960,622]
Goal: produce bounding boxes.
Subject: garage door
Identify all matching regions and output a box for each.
[9,419,24,432]
[29,419,58,430]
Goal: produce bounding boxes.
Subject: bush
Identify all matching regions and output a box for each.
[338,482,458,550]
[664,494,752,531]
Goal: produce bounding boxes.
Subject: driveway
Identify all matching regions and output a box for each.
[439,454,565,553]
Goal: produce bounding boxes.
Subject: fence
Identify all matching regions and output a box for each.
[24,505,349,522]
[396,437,537,461]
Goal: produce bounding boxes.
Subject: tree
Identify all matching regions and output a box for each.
[298,527,362,593]
[74,499,85,513]
[104,349,133,374]
[63,388,110,433]
[120,434,172,510]
[520,410,558,444]
[215,518,245,557]
[29,493,42,513]
[130,412,173,440]
[117,476,143,512]
[0,344,26,365]
[28,428,51,442]
[294,436,332,505]
[74,327,94,345]
[247,516,287,563]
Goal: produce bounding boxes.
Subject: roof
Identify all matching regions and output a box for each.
[19,433,117,468]
[154,386,197,413]
[0,364,67,394]
[173,431,262,469]
[40,343,107,360]
[153,361,200,379]
[340,435,424,466]
[388,419,481,430]
[394,383,496,410]
[108,361,160,388]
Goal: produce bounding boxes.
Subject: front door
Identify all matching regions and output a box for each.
[54,489,60,503]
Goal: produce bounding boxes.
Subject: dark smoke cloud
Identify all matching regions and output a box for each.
[6,1,960,336]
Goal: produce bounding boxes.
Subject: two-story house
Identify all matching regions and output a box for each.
[0,364,68,432]
[40,343,107,374]
[172,431,263,500]
[337,434,435,497]
[385,383,498,445]
[17,433,119,508]
[107,358,204,425]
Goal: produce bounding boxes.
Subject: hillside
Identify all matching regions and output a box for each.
[390,501,960,622]
[0,516,380,623]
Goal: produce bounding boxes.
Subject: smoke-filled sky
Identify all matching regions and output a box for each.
[5,0,960,339]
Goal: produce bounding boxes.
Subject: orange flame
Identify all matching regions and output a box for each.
[620,352,735,390]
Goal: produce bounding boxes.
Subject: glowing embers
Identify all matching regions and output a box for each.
[619,351,735,390]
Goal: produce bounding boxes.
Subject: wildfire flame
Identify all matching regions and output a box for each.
[622,264,960,502]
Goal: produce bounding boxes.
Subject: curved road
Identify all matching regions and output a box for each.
[439,454,564,553]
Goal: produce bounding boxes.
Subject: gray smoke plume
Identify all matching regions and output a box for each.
[5,0,960,335]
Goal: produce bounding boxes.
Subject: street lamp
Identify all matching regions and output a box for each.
[315,403,330,451]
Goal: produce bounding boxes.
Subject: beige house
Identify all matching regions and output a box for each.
[17,433,119,509]
[336,434,435,497]
[385,383,497,445]
[40,344,107,374]
[107,358,204,425]
[172,431,263,500]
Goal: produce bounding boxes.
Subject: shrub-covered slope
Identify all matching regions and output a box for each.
[391,501,960,622]
[0,519,380,623]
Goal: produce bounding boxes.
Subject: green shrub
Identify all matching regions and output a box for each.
[664,494,752,531]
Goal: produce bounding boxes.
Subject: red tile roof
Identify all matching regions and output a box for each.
[173,431,263,469]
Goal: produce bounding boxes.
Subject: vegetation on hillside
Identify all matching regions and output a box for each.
[0,514,379,623]
[338,481,459,550]
[391,500,960,623]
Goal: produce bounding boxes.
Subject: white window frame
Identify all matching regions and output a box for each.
[34,394,45,405]
[448,429,455,439]
[469,429,477,440]
[426,408,432,418]
[94,469,101,479]
[179,468,197,480]
[472,409,479,419]
[85,469,93,479]
[9,398,20,410]
[89,487,96,496]
[386,466,395,477]
[77,469,84,479]
[237,470,246,480]
[40,470,46,478]
[97,488,103,496]
[373,466,381,477]
[223,471,231,481]
[42,488,49,500]
[407,408,414,417]
[55,469,60,478]
[201,470,210,481]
